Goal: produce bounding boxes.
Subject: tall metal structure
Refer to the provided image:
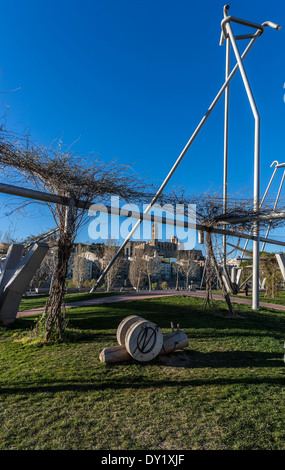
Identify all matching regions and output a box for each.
[89,5,281,311]
[220,5,281,309]
[0,5,282,321]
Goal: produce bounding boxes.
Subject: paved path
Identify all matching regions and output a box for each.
[16,290,285,318]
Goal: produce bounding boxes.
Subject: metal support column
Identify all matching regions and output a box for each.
[226,21,260,309]
[222,8,232,293]
[223,34,230,272]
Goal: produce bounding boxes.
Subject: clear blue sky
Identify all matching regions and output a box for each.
[0,0,285,251]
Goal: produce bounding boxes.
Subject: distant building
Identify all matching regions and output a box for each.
[0,223,205,290]
[125,223,203,261]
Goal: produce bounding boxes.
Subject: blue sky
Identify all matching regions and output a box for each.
[0,0,285,252]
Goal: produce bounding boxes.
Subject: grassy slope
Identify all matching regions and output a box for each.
[0,294,285,450]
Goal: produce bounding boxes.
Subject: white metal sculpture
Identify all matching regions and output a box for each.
[91,5,281,311]
[0,5,282,313]
[0,243,49,325]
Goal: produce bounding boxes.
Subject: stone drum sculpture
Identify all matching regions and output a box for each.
[99,315,189,364]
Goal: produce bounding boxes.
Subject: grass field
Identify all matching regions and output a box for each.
[236,290,285,306]
[213,289,285,305]
[0,293,285,450]
[18,290,120,311]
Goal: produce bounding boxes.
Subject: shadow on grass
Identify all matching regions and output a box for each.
[8,295,285,345]
[156,349,283,368]
[0,348,284,398]
[65,300,285,339]
[65,330,115,343]
[1,371,285,396]
[3,318,36,331]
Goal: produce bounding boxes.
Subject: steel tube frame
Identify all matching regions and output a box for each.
[90,8,281,294]
[1,181,285,241]
[223,32,230,273]
[261,168,285,251]
[261,161,279,205]
[222,6,232,293]
[238,160,280,266]
[222,161,284,235]
[221,15,264,41]
[0,7,280,303]
[1,179,285,297]
[89,31,261,292]
[218,210,285,225]
[220,5,281,297]
[237,180,285,286]
[223,19,261,309]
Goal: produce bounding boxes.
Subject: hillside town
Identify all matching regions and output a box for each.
[0,223,205,293]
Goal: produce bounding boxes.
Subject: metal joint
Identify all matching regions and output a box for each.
[220,15,264,45]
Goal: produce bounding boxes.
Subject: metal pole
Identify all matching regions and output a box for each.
[218,210,285,225]
[238,169,285,280]
[236,160,279,264]
[223,33,230,269]
[89,34,261,292]
[261,161,279,205]
[261,168,285,251]
[226,21,260,310]
[222,17,231,292]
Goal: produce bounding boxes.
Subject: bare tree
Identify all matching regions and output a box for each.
[71,243,90,288]
[204,231,236,315]
[173,261,182,290]
[101,240,124,292]
[128,248,146,291]
[178,257,198,289]
[141,254,161,291]
[0,131,177,340]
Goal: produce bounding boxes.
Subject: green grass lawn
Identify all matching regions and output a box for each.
[18,291,121,311]
[212,289,285,306]
[0,294,285,450]
[237,290,285,306]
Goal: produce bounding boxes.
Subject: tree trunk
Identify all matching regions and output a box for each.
[176,269,179,290]
[185,273,189,289]
[203,250,214,309]
[204,231,236,316]
[148,274,151,291]
[136,273,141,292]
[44,231,73,341]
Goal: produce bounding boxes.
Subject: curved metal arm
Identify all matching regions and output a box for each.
[271,160,285,169]
[263,21,281,31]
[223,4,230,15]
[221,16,264,42]
[219,5,281,46]
[220,16,281,46]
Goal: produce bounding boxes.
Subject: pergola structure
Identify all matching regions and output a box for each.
[0,5,283,315]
